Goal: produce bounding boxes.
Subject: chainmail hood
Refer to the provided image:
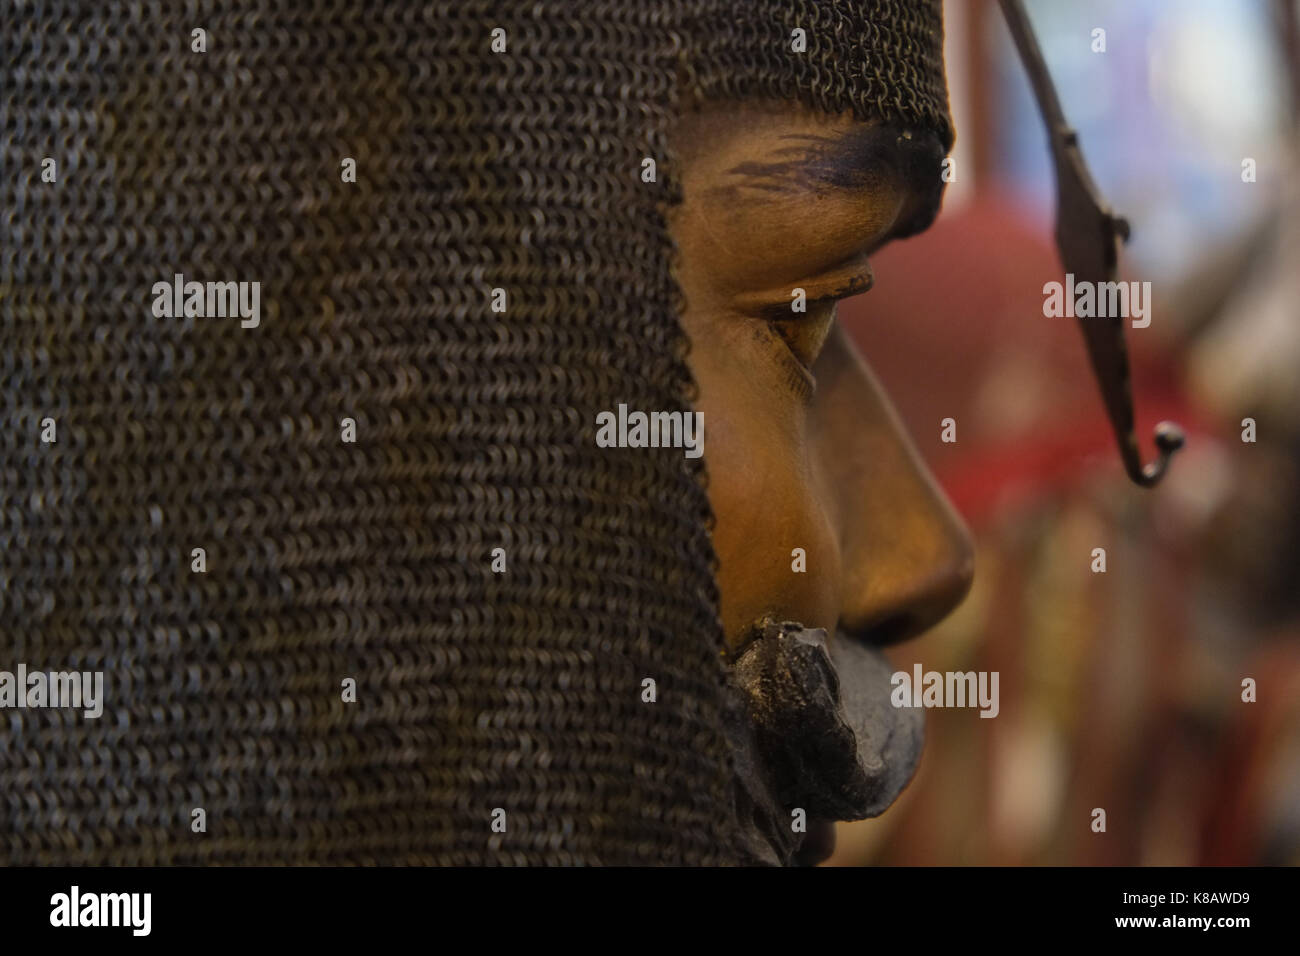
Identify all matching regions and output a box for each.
[1,0,951,864]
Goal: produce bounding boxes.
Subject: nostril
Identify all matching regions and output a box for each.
[841,536,975,647]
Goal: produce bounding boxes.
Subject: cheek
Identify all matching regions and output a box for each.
[691,339,842,645]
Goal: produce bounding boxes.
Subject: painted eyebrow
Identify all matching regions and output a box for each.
[718,125,947,233]
[719,128,896,195]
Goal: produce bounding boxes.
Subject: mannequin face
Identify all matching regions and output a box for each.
[671,100,972,652]
[670,101,974,861]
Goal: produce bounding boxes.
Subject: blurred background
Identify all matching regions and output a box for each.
[830,0,1300,865]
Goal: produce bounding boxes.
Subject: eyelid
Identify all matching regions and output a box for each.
[802,257,874,303]
[733,255,875,316]
[756,297,829,326]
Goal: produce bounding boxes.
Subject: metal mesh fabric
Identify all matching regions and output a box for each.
[1,1,950,864]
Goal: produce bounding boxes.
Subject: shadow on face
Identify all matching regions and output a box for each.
[668,99,975,653]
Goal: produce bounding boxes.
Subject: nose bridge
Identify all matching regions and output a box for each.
[813,325,974,644]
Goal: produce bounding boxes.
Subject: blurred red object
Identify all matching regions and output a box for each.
[839,191,1201,523]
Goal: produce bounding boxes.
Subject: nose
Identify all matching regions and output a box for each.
[812,323,974,645]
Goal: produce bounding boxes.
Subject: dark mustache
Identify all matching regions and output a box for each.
[727,619,924,821]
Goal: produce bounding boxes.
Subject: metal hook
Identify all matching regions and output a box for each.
[1139,421,1187,486]
[999,0,1184,488]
